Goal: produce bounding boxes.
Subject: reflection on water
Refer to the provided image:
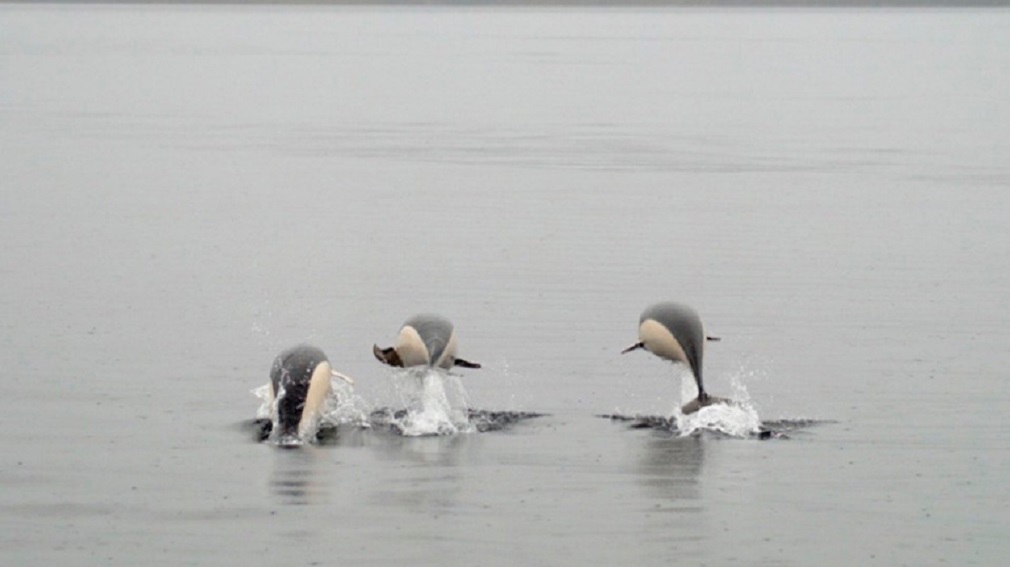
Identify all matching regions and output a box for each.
[375,429,475,467]
[637,433,706,503]
[635,434,709,555]
[269,447,328,506]
[268,424,477,509]
[370,435,471,513]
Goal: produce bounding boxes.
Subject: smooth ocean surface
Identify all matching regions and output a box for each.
[2,4,1009,565]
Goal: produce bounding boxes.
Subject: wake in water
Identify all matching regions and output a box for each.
[601,412,826,440]
[601,366,825,440]
[369,367,547,436]
[369,407,548,435]
[601,403,769,439]
[246,367,545,443]
[377,367,474,436]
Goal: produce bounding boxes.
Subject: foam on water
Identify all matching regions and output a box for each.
[674,366,763,438]
[386,367,475,436]
[674,402,763,438]
[251,383,272,421]
[321,379,373,428]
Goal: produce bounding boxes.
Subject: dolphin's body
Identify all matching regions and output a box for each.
[373,314,481,370]
[621,302,728,414]
[268,344,353,441]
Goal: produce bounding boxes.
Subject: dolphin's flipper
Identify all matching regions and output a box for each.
[373,344,404,367]
[331,370,355,385]
[706,336,721,342]
[620,341,645,354]
[453,357,481,369]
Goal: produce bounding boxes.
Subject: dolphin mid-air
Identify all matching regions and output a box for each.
[621,302,728,414]
[373,314,481,370]
[267,344,354,441]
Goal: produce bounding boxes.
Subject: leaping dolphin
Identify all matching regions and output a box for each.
[373,314,481,370]
[621,302,728,415]
[268,344,354,440]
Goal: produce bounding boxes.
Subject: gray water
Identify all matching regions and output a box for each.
[2,4,1009,565]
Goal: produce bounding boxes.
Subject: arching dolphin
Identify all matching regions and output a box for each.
[621,302,728,415]
[373,314,481,370]
[268,344,354,440]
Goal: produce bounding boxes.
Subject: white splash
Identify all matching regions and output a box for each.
[674,366,763,438]
[250,377,372,445]
[388,367,474,437]
[321,378,372,428]
[251,383,273,420]
[679,366,700,403]
[675,402,762,438]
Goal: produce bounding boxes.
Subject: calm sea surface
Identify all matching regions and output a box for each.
[2,4,1009,565]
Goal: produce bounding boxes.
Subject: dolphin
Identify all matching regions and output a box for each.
[268,344,354,441]
[621,302,728,415]
[373,314,481,370]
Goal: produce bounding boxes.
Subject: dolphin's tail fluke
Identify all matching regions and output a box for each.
[453,357,481,369]
[373,344,404,367]
[680,393,732,415]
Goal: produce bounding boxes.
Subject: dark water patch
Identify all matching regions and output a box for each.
[601,414,677,430]
[468,409,550,432]
[760,418,836,433]
[241,418,273,443]
[598,414,833,440]
[368,407,549,435]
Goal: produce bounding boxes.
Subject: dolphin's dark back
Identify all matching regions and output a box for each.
[641,302,705,385]
[270,345,328,437]
[403,314,454,366]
